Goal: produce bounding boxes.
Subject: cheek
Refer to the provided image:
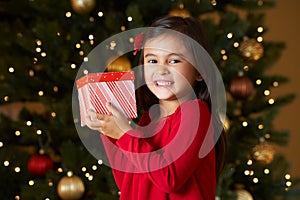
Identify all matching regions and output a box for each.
[143,66,152,83]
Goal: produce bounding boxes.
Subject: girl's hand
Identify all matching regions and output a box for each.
[85,103,132,139]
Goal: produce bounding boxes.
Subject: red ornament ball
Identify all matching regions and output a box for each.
[229,76,254,100]
[27,154,53,177]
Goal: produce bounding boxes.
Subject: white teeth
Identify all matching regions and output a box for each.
[156,81,172,86]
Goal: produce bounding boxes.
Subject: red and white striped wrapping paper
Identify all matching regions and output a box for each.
[76,71,137,127]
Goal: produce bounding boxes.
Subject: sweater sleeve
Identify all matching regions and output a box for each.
[114,100,215,193]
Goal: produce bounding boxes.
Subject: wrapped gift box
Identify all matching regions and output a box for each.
[76,71,137,127]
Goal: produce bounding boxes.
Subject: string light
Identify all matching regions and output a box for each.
[109,41,117,50]
[14,167,21,173]
[48,180,53,187]
[29,69,35,77]
[65,11,72,18]
[258,124,264,130]
[242,121,248,127]
[92,165,97,171]
[286,181,292,187]
[127,16,133,22]
[244,169,254,176]
[83,69,89,75]
[36,39,42,46]
[220,49,227,60]
[253,177,259,183]
[268,98,275,105]
[41,52,47,57]
[36,47,41,52]
[82,167,87,172]
[88,175,93,181]
[227,32,233,39]
[98,11,104,17]
[273,81,279,87]
[257,26,264,33]
[264,168,270,174]
[89,34,94,45]
[67,171,73,177]
[257,36,263,42]
[247,159,253,165]
[98,160,103,165]
[38,90,44,96]
[79,50,84,56]
[26,121,32,126]
[0,141,3,148]
[29,180,35,186]
[89,16,95,22]
[264,90,270,96]
[121,26,126,31]
[129,37,134,43]
[33,57,38,64]
[257,0,263,6]
[51,112,56,118]
[88,35,94,40]
[264,133,271,139]
[53,86,59,92]
[57,168,63,173]
[4,96,9,101]
[233,42,239,48]
[256,79,262,85]
[36,129,42,135]
[15,130,21,136]
[71,64,76,69]
[8,67,15,73]
[285,174,291,179]
[4,160,9,166]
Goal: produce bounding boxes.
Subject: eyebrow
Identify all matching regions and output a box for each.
[144,52,186,58]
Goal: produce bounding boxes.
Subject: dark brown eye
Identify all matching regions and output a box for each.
[169,59,180,64]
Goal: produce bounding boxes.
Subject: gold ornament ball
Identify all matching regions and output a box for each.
[57,175,85,200]
[107,56,132,72]
[71,0,96,15]
[238,39,264,61]
[168,7,191,18]
[235,189,253,200]
[252,142,275,164]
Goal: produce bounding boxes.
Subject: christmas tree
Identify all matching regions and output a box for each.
[0,0,299,199]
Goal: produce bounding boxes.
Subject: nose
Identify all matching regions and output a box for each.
[156,63,170,75]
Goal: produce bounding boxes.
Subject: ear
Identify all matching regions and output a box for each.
[196,74,203,81]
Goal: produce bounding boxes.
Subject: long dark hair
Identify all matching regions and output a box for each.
[137,15,227,179]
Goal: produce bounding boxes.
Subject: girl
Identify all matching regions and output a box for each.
[85,16,227,200]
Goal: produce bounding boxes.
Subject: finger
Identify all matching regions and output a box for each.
[96,113,106,121]
[87,109,98,121]
[85,118,102,130]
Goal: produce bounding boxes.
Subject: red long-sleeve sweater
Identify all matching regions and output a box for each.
[101,99,216,200]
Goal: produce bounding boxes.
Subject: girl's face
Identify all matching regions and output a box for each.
[143,34,201,104]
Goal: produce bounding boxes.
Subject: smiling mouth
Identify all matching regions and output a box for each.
[155,80,174,86]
